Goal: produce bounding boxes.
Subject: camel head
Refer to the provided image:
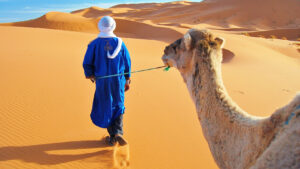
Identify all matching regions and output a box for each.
[162,29,225,74]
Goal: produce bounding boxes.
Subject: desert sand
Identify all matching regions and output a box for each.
[0,0,299,169]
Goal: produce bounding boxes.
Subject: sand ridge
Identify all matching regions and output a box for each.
[1,0,299,38]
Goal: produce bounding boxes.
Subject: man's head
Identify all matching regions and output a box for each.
[98,16,116,34]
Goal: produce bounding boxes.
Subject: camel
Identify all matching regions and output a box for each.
[161,29,300,169]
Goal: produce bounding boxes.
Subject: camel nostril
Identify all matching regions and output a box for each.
[162,57,171,67]
[162,56,168,63]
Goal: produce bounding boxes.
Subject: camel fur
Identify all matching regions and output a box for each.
[161,29,300,169]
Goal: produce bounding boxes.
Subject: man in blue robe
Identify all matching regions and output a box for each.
[83,16,131,146]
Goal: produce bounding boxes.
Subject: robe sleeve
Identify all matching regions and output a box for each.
[82,43,95,78]
[122,43,131,79]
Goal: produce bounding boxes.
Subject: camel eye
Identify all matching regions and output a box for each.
[172,45,177,51]
[209,42,216,46]
[170,46,177,54]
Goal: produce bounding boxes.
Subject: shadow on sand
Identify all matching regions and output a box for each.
[0,139,130,168]
[222,48,235,63]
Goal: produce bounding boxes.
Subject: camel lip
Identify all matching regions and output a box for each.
[162,55,172,67]
[161,56,168,66]
[164,62,170,67]
[163,61,172,68]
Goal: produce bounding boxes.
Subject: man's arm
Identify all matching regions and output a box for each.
[123,43,131,91]
[83,43,96,83]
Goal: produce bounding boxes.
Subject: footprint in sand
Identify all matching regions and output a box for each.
[113,144,130,169]
[234,90,245,95]
[282,89,291,93]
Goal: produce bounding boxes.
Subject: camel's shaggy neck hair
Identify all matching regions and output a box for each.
[179,33,280,169]
[163,29,300,169]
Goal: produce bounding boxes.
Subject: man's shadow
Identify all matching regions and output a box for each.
[0,139,114,165]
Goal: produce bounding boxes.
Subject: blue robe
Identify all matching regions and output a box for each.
[83,37,131,128]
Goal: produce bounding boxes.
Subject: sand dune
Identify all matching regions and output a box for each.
[0,24,299,169]
[3,0,299,31]
[1,12,99,33]
[246,28,300,40]
[114,18,183,42]
[71,6,113,18]
[1,0,299,40]
[0,0,300,169]
[0,12,182,42]
[72,0,300,29]
[0,25,216,169]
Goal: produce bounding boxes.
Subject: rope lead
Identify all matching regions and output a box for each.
[95,66,170,80]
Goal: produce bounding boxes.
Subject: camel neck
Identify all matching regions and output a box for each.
[181,54,271,169]
[186,55,254,124]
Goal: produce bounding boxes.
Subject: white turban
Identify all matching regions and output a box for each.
[98,16,116,37]
[98,16,122,59]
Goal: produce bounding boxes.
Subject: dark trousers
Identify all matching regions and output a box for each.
[107,114,123,137]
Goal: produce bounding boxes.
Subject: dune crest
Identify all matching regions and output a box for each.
[246,28,300,40]
[1,12,99,33]
[0,12,183,42]
[1,0,299,41]
[1,0,299,31]
[71,6,112,18]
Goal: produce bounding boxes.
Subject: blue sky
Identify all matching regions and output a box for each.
[0,0,200,23]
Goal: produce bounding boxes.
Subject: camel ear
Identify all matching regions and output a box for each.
[181,33,192,50]
[215,37,225,48]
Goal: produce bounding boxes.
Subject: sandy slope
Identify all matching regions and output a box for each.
[1,12,99,33]
[0,26,216,169]
[0,12,183,43]
[1,0,300,38]
[247,28,300,40]
[76,0,300,29]
[0,0,300,169]
[0,24,299,169]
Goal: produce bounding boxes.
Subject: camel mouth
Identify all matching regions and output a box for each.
[161,55,173,67]
[164,61,170,67]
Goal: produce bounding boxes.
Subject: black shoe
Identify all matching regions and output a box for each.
[115,134,128,146]
[105,136,116,146]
